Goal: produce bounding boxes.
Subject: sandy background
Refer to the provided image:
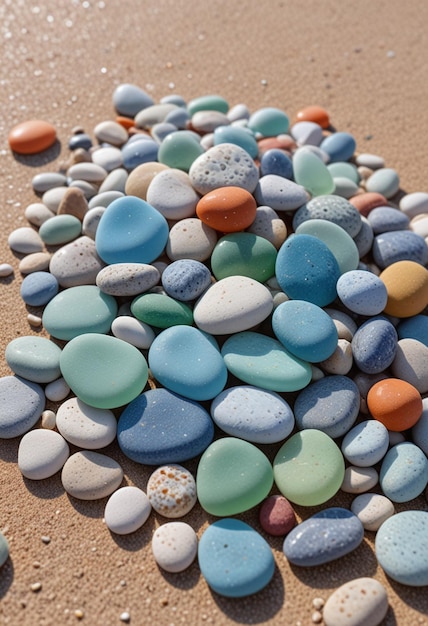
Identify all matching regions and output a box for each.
[0,1,427,624]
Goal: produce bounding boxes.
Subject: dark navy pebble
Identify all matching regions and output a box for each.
[20,271,59,307]
[352,317,398,374]
[260,149,294,179]
[320,132,357,163]
[161,259,212,301]
[372,230,428,268]
[68,133,93,152]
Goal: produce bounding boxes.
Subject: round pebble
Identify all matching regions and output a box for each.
[146,168,200,220]
[152,522,198,573]
[320,131,356,163]
[9,119,56,154]
[18,429,69,480]
[5,336,62,384]
[350,493,395,531]
[380,260,428,317]
[367,378,423,431]
[49,236,106,288]
[161,259,211,301]
[211,232,276,282]
[56,397,117,449]
[351,317,398,374]
[259,495,296,536]
[323,577,389,626]
[104,486,151,535]
[0,263,13,277]
[336,270,388,315]
[147,464,197,518]
[379,442,428,502]
[20,271,59,307]
[61,450,123,500]
[341,420,389,467]
[196,186,256,233]
[166,217,217,262]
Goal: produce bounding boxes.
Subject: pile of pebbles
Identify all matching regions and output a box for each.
[2,83,428,623]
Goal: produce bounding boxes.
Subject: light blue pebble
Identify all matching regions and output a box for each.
[283,507,364,566]
[151,122,178,143]
[336,269,388,315]
[39,214,82,245]
[20,271,59,306]
[254,175,307,211]
[320,131,357,162]
[161,259,212,301]
[112,83,154,117]
[295,219,360,274]
[0,375,45,438]
[327,161,360,184]
[5,336,62,384]
[372,230,428,269]
[248,107,289,137]
[354,216,374,258]
[293,195,362,238]
[161,94,187,108]
[164,107,190,129]
[376,510,428,586]
[213,125,259,158]
[352,317,398,374]
[259,149,294,179]
[272,300,338,362]
[379,442,428,502]
[366,167,400,199]
[198,518,275,597]
[367,206,410,234]
[121,137,159,170]
[397,315,428,347]
[341,419,389,466]
[294,375,360,438]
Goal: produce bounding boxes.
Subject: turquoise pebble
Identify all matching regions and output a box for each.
[148,325,228,401]
[42,285,118,340]
[60,334,148,409]
[293,148,335,196]
[5,336,62,383]
[327,161,360,184]
[379,442,428,502]
[293,195,362,237]
[275,234,341,307]
[95,196,169,264]
[20,271,59,306]
[295,218,359,274]
[375,510,428,586]
[0,375,45,438]
[157,130,205,171]
[221,331,312,393]
[352,317,398,374]
[0,531,9,567]
[196,437,273,516]
[187,94,229,116]
[198,518,275,597]
[38,214,82,245]
[213,125,259,158]
[372,230,428,269]
[211,232,277,282]
[112,83,154,117]
[272,300,338,362]
[320,131,357,162]
[248,107,289,137]
[366,167,400,199]
[131,292,193,328]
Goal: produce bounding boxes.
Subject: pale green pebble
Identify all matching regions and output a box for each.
[131,292,193,329]
[293,148,335,196]
[366,167,400,199]
[187,94,229,116]
[5,336,62,383]
[295,219,359,273]
[327,162,360,184]
[157,131,205,172]
[0,532,9,567]
[38,214,82,245]
[333,176,360,199]
[273,429,345,506]
[248,107,289,137]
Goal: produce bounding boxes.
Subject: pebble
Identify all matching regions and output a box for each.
[61,450,123,500]
[293,194,362,237]
[117,388,214,465]
[412,397,428,455]
[152,522,198,573]
[328,161,360,184]
[41,409,56,429]
[246,205,287,249]
[295,105,330,129]
[104,486,151,534]
[367,205,410,234]
[353,371,388,413]
[295,219,359,274]
[254,174,308,211]
[161,259,212,301]
[367,377,423,431]
[8,119,57,154]
[196,185,257,232]
[350,493,395,531]
[99,167,128,194]
[124,161,169,199]
[49,235,106,288]
[68,133,92,151]
[38,214,82,246]
[291,120,323,146]
[332,176,360,199]
[353,216,374,257]
[147,464,197,518]
[341,466,379,494]
[283,507,364,566]
[211,232,276,282]
[259,495,296,536]
[379,442,428,502]
[18,429,69,480]
[5,336,62,384]
[375,510,428,586]
[8,227,44,254]
[351,317,398,374]
[259,149,293,179]
[325,307,358,341]
[273,429,345,506]
[67,162,108,184]
[322,577,389,626]
[318,338,353,375]
[197,437,273,516]
[355,152,385,169]
[0,532,9,567]
[19,271,58,307]
[96,263,160,297]
[320,131,357,163]
[380,260,428,317]
[248,106,289,136]
[57,188,89,221]
[210,385,294,444]
[82,207,106,239]
[131,292,193,328]
[213,125,258,158]
[336,270,388,315]
[391,338,428,393]
[94,120,128,146]
[24,203,55,227]
[0,375,45,438]
[134,103,180,129]
[399,190,428,218]
[91,146,124,172]
[166,217,218,261]
[292,148,335,196]
[112,83,154,117]
[198,518,275,597]
[111,316,155,349]
[60,334,148,409]
[365,167,400,198]
[397,314,428,346]
[157,130,204,171]
[19,252,51,275]
[56,397,117,449]
[146,168,200,220]
[42,186,69,211]
[341,420,389,467]
[32,172,67,194]
[372,230,428,268]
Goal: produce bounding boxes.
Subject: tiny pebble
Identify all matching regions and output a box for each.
[41,410,56,430]
[119,612,130,623]
[0,263,13,277]
[30,582,42,592]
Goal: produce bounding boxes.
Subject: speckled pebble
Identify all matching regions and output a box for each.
[367,206,410,234]
[49,236,106,288]
[351,493,395,531]
[323,577,389,626]
[152,522,198,573]
[341,466,379,494]
[166,217,218,262]
[96,263,160,297]
[147,464,197,518]
[161,259,212,301]
[379,442,428,502]
[104,486,151,535]
[295,218,359,274]
[259,495,296,536]
[56,397,117,449]
[336,270,388,316]
[146,168,200,220]
[254,174,308,211]
[351,317,398,374]
[293,194,362,237]
[246,205,287,249]
[61,450,123,500]
[18,429,69,480]
[341,420,389,467]
[372,230,428,269]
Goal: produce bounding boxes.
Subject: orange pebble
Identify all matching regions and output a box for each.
[349,192,388,217]
[295,105,330,129]
[367,378,423,431]
[8,120,57,155]
[380,260,428,318]
[258,136,297,154]
[196,186,257,233]
[116,115,135,130]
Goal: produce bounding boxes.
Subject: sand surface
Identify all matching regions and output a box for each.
[0,1,427,624]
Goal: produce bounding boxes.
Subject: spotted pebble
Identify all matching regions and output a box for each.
[147,464,197,518]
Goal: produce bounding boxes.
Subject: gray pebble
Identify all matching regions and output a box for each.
[0,375,45,439]
[8,227,44,254]
[254,175,308,211]
[24,202,56,227]
[96,263,160,296]
[292,195,362,237]
[32,172,67,194]
[49,236,106,287]
[61,450,123,500]
[98,167,128,193]
[82,207,106,240]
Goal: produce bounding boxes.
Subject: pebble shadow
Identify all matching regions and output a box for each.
[0,438,19,464]
[0,557,14,599]
[109,518,155,553]
[23,472,64,500]
[387,578,428,617]
[12,140,62,166]
[158,559,201,590]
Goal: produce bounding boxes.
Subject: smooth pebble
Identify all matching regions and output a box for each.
[351,493,395,531]
[111,315,155,349]
[341,420,389,467]
[341,466,379,494]
[18,429,69,480]
[96,263,160,297]
[259,495,296,536]
[56,397,117,449]
[323,577,389,626]
[152,522,198,573]
[104,486,151,535]
[0,375,45,438]
[379,442,428,502]
[5,336,62,384]
[61,450,123,500]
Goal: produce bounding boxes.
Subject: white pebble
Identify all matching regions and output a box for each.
[111,316,156,349]
[0,263,13,277]
[351,493,395,531]
[56,397,117,449]
[41,410,56,430]
[323,577,388,626]
[18,429,69,480]
[45,377,71,402]
[151,522,198,573]
[27,314,42,327]
[104,486,151,535]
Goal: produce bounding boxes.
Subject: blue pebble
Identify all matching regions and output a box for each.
[161,259,212,301]
[341,419,390,466]
[294,375,360,438]
[376,511,428,586]
[379,442,428,502]
[372,230,428,268]
[68,133,93,151]
[260,149,294,179]
[320,131,357,162]
[397,314,428,347]
[112,83,154,117]
[20,271,59,307]
[213,125,259,159]
[336,269,388,316]
[367,206,410,234]
[121,137,159,170]
[164,107,190,129]
[117,388,214,465]
[352,317,398,374]
[283,507,364,566]
[0,375,45,438]
[198,518,275,597]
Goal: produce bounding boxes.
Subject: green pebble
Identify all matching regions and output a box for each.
[38,214,82,245]
[60,334,148,409]
[273,429,345,506]
[0,531,9,567]
[187,94,229,116]
[131,292,194,328]
[5,336,62,383]
[157,131,205,171]
[366,167,400,199]
[248,107,289,136]
[293,149,335,196]
[197,437,273,516]
[211,232,277,282]
[327,162,360,184]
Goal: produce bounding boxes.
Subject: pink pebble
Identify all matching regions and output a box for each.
[259,494,296,536]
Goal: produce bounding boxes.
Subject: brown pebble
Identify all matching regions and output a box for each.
[19,252,51,275]
[57,187,89,221]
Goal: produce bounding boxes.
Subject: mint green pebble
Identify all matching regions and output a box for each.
[221,331,312,392]
[327,162,360,184]
[293,149,335,196]
[42,285,118,341]
[131,292,193,329]
[157,131,205,172]
[38,214,82,245]
[5,336,62,383]
[187,94,229,116]
[332,176,360,199]
[196,437,274,516]
[60,334,148,409]
[295,219,359,274]
[366,167,400,199]
[0,531,9,567]
[273,429,345,506]
[211,232,277,282]
[248,107,289,137]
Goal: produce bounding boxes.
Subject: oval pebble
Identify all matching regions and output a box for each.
[211,232,277,282]
[157,130,204,171]
[337,270,388,316]
[399,191,428,218]
[259,495,296,537]
[213,124,258,158]
[44,377,70,402]
[166,217,217,262]
[374,229,428,268]
[8,227,44,254]
[49,236,106,288]
[32,172,67,194]
[351,493,395,531]
[38,214,82,245]
[67,162,108,184]
[20,271,59,306]
[379,442,428,502]
[283,507,364,566]
[366,167,400,198]
[18,429,69,480]
[0,263,13,278]
[320,131,356,163]
[152,522,198,573]
[113,83,154,117]
[292,148,335,196]
[253,174,308,211]
[111,316,155,349]
[295,105,330,129]
[96,262,160,297]
[5,336,61,384]
[295,218,359,274]
[246,205,287,249]
[56,397,117,449]
[135,104,180,128]
[259,149,293,179]
[341,420,389,467]
[391,338,428,393]
[117,388,214,465]
[146,168,200,220]
[210,385,294,444]
[147,464,197,518]
[351,317,398,374]
[367,377,423,431]
[248,107,289,136]
[8,119,56,154]
[161,259,212,301]
[323,577,389,626]
[104,486,151,535]
[341,466,379,494]
[196,186,256,233]
[293,194,362,237]
[198,518,275,597]
[367,205,410,234]
[61,450,123,500]
[94,120,128,146]
[380,260,428,318]
[375,510,428,586]
[0,375,45,438]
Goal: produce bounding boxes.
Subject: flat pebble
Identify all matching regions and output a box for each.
[375,510,428,586]
[94,120,128,146]
[372,230,428,268]
[104,486,151,535]
[8,227,44,254]
[111,316,155,349]
[18,429,69,480]
[56,397,117,449]
[198,518,274,597]
[42,186,69,211]
[399,191,428,218]
[135,103,179,128]
[391,338,428,394]
[379,442,428,502]
[32,172,67,194]
[351,317,398,374]
[213,124,258,158]
[117,388,214,465]
[166,217,217,261]
[253,174,308,211]
[5,336,61,383]
[341,466,379,494]
[323,577,389,626]
[380,260,428,317]
[293,194,362,237]
[367,377,423,431]
[336,270,388,315]
[295,218,359,274]
[57,188,89,221]
[295,105,330,128]
[147,464,197,518]
[161,259,211,301]
[210,385,294,444]
[152,522,198,573]
[96,263,160,297]
[98,167,128,194]
[61,450,123,500]
[146,168,200,219]
[351,493,395,531]
[8,119,56,154]
[283,507,364,566]
[67,162,108,184]
[19,252,51,274]
[341,420,389,467]
[0,375,45,438]
[259,495,296,536]
[49,236,106,288]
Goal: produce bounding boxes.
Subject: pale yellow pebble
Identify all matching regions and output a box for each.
[311,611,323,624]
[41,410,56,430]
[27,313,42,327]
[357,165,374,180]
[119,612,131,623]
[74,609,84,619]
[318,339,353,375]
[19,252,51,274]
[312,597,325,610]
[30,582,42,592]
